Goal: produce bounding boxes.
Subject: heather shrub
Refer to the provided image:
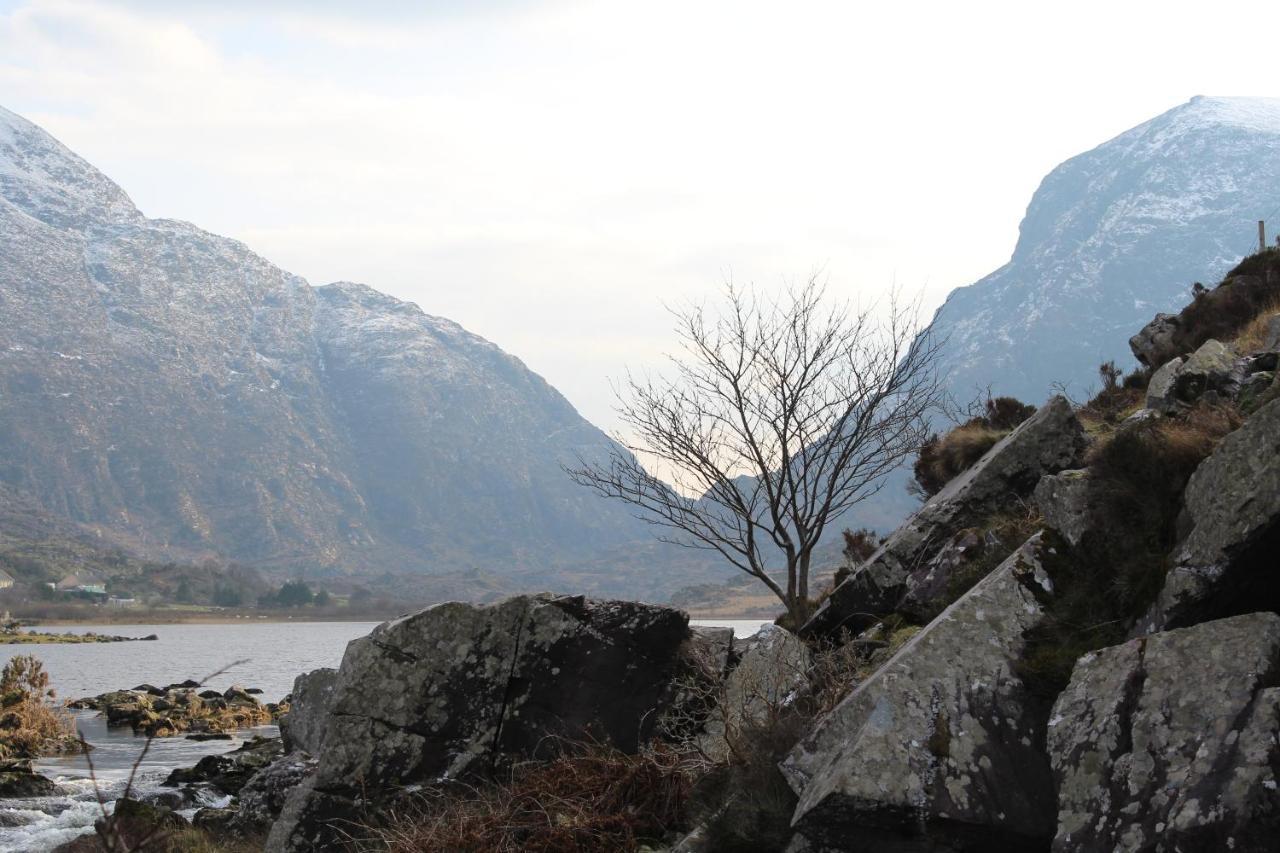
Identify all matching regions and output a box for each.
[0,654,77,759]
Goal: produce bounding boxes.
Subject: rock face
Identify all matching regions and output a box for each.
[227,752,317,836]
[803,397,1084,637]
[1139,397,1280,633]
[1145,356,1185,413]
[697,625,810,762]
[1033,469,1091,548]
[781,535,1059,851]
[266,594,690,851]
[1049,612,1280,851]
[0,104,704,598]
[1130,314,1183,369]
[279,668,335,755]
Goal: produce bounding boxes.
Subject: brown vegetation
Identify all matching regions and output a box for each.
[362,745,692,853]
[912,396,1035,499]
[0,654,77,759]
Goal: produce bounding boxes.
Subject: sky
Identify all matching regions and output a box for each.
[1,0,1277,434]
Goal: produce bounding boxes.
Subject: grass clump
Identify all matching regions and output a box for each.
[363,744,691,853]
[912,396,1035,499]
[1016,404,1243,699]
[0,654,78,759]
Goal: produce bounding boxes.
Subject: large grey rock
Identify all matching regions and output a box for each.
[266,594,689,851]
[1264,313,1280,351]
[895,528,991,623]
[1050,612,1280,852]
[279,668,335,756]
[781,534,1059,851]
[803,396,1084,637]
[1034,469,1091,548]
[697,625,810,762]
[1138,398,1280,633]
[1144,355,1184,413]
[1172,338,1242,401]
[1130,313,1182,368]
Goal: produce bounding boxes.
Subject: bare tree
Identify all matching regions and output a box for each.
[568,278,945,627]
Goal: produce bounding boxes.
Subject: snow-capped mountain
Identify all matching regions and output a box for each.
[931,95,1280,406]
[0,105,695,597]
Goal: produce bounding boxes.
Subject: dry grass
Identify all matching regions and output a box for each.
[913,422,1008,498]
[361,745,692,853]
[0,654,77,759]
[1231,296,1280,353]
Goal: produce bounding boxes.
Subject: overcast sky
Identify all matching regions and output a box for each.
[1,0,1276,433]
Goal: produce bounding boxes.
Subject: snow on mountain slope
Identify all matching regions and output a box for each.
[931,95,1280,406]
[0,104,705,599]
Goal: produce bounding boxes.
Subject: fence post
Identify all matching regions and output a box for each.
[1260,220,1267,253]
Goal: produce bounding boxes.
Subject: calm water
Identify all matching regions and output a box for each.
[0,617,765,852]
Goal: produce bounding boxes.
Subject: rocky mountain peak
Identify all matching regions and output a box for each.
[0,105,140,229]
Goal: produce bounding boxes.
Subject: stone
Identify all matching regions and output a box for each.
[229,752,317,835]
[1049,612,1280,851]
[1239,370,1276,414]
[1137,398,1280,634]
[279,668,336,756]
[164,735,284,796]
[803,396,1085,638]
[781,534,1059,851]
[1033,469,1091,547]
[1171,338,1243,402]
[0,759,58,797]
[697,625,810,762]
[1145,355,1184,413]
[689,626,734,679]
[266,594,690,851]
[1129,312,1181,368]
[895,528,989,622]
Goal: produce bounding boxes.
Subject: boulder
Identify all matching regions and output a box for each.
[229,752,317,835]
[803,396,1085,637]
[697,625,810,762]
[1171,338,1242,402]
[0,759,58,797]
[1033,469,1091,548]
[1129,312,1182,368]
[164,736,284,795]
[781,534,1060,851]
[1137,397,1280,634]
[266,594,690,852]
[279,668,336,755]
[1144,356,1184,413]
[1049,612,1280,851]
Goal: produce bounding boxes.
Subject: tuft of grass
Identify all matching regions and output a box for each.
[1231,296,1280,353]
[361,744,692,853]
[912,397,1036,499]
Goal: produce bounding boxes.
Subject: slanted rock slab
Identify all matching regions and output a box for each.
[803,396,1085,638]
[781,534,1059,852]
[1034,469,1091,548]
[1050,612,1280,852]
[279,668,336,755]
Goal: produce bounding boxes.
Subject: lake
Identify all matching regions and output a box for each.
[1,616,768,851]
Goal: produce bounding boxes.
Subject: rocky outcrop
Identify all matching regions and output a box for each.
[278,669,335,755]
[1138,397,1280,633]
[0,759,58,797]
[1130,313,1182,369]
[697,625,810,762]
[1049,612,1280,851]
[164,736,284,795]
[70,685,280,737]
[266,594,690,851]
[781,535,1060,851]
[1033,469,1091,548]
[803,397,1084,637]
[226,752,317,836]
